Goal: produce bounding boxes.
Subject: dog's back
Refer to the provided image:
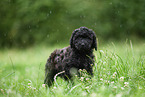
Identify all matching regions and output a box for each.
[49,46,71,67]
[44,46,72,86]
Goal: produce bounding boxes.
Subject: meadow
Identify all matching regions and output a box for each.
[0,40,145,97]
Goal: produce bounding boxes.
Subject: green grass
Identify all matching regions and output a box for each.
[0,41,145,97]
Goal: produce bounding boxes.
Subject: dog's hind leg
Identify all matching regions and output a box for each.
[44,69,55,87]
[44,58,56,87]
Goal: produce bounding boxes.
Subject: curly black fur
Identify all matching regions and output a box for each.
[44,27,97,86]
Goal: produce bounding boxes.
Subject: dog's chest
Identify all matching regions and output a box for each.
[72,55,92,67]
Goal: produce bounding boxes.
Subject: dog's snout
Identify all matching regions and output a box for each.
[81,43,85,46]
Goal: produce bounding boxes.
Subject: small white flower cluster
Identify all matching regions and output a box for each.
[80,77,84,81]
[79,77,90,82]
[119,77,129,89]
[111,81,114,84]
[124,82,129,87]
[106,80,110,84]
[99,75,130,90]
[27,83,36,90]
[100,78,115,85]
[1,89,4,94]
[112,72,117,78]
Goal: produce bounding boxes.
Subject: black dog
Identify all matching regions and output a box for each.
[44,27,97,86]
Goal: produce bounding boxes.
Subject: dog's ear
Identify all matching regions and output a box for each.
[70,29,78,48]
[92,31,97,51]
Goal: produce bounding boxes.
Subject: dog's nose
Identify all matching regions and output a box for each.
[81,43,85,46]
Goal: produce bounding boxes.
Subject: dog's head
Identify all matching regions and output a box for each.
[70,27,97,51]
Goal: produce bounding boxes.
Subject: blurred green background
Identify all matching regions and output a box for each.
[0,0,145,48]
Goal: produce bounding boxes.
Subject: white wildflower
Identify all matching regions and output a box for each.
[139,87,142,89]
[124,82,129,85]
[124,84,128,87]
[114,72,117,75]
[123,82,129,87]
[85,86,89,89]
[86,78,90,81]
[28,83,31,85]
[111,81,114,84]
[103,62,106,64]
[113,72,117,77]
[28,86,32,89]
[100,50,104,53]
[100,78,103,81]
[53,86,57,89]
[80,77,84,81]
[42,84,46,88]
[120,77,124,81]
[121,87,124,90]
